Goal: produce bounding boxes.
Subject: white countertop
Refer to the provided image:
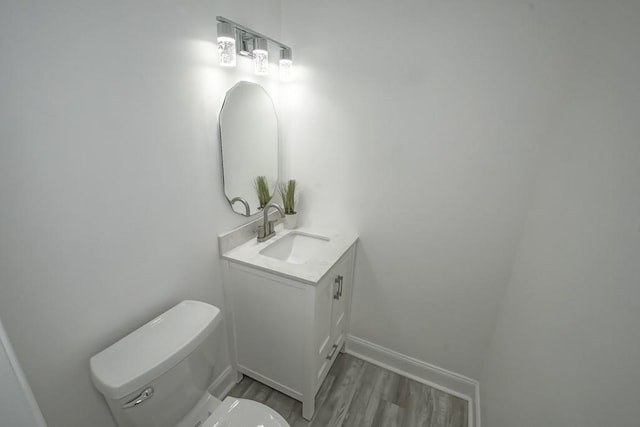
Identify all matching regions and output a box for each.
[221,224,358,284]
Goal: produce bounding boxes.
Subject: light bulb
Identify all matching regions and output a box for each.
[279,49,293,82]
[253,38,268,75]
[217,22,236,67]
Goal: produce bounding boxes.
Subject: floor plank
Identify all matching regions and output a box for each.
[226,353,468,427]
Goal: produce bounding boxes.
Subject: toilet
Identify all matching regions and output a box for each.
[90,300,289,427]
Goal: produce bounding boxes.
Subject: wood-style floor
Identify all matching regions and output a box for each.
[226,353,468,427]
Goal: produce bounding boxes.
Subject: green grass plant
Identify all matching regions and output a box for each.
[278,179,297,215]
[254,176,272,209]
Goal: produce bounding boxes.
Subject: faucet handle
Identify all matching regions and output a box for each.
[257,225,266,239]
[268,219,279,234]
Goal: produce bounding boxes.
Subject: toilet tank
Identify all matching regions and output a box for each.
[90,300,222,427]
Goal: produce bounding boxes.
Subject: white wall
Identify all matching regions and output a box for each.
[480,2,640,426]
[281,0,578,379]
[0,1,282,426]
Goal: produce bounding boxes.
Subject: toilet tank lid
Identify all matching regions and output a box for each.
[90,300,221,400]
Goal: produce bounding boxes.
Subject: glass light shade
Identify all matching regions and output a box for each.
[218,37,236,66]
[217,22,236,67]
[279,48,292,82]
[253,38,268,75]
[279,59,292,82]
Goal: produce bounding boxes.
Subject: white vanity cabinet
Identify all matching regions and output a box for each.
[222,244,355,420]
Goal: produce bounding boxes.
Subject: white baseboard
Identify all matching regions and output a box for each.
[209,365,237,399]
[237,364,304,401]
[345,335,481,427]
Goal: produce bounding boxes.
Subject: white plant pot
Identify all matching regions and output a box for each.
[284,213,298,229]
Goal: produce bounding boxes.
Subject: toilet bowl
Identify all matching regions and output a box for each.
[90,300,289,427]
[201,396,288,427]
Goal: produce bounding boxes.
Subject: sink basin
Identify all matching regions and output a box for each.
[259,232,330,264]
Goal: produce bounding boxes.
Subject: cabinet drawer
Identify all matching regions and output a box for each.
[315,330,343,390]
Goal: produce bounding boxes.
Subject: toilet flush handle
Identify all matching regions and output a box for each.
[122,387,154,409]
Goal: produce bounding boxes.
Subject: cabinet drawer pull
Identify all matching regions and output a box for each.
[326,344,339,360]
[333,276,342,299]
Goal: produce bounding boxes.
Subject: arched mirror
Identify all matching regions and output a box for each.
[219,82,278,216]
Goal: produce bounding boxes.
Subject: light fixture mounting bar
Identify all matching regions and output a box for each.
[216,16,291,51]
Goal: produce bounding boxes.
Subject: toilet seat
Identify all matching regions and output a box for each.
[202,397,289,427]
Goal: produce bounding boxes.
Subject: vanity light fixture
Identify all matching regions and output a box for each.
[216,16,293,81]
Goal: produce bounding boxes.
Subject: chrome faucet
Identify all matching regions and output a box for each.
[257,202,285,242]
[230,197,250,216]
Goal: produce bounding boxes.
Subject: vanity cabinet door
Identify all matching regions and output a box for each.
[313,275,333,390]
[312,249,355,392]
[329,251,353,355]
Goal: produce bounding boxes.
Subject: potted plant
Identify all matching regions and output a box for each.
[254,176,272,210]
[278,179,297,229]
